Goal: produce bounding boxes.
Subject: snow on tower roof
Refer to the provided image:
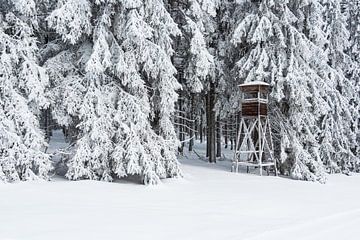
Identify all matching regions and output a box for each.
[238,81,270,87]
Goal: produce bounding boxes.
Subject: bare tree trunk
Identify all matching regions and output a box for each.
[189,94,195,152]
[224,121,228,149]
[178,96,184,155]
[199,112,203,143]
[206,83,216,163]
[230,114,235,150]
[216,115,221,158]
[40,108,53,141]
[235,112,241,151]
[195,117,198,140]
[206,96,210,158]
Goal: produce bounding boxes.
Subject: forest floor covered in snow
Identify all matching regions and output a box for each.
[1,134,360,240]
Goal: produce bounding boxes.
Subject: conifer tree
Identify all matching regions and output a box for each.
[0,0,52,182]
[229,0,360,182]
[169,0,220,160]
[47,0,182,184]
[320,0,359,173]
[346,0,360,166]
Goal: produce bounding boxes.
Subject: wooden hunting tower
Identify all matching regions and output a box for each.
[232,81,277,175]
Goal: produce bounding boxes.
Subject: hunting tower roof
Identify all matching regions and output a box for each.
[238,81,270,87]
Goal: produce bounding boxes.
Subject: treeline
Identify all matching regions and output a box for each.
[0,0,359,184]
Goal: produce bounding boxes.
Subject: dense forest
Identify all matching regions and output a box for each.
[0,0,359,184]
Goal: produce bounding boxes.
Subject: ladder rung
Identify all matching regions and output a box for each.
[235,151,259,153]
[232,162,275,167]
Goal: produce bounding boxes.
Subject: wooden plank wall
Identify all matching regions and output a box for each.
[241,102,267,116]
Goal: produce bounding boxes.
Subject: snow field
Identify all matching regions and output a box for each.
[1,151,360,240]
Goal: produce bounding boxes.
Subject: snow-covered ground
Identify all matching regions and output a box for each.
[1,137,360,240]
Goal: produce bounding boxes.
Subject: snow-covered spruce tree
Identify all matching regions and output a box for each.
[182,0,217,93]
[214,0,242,136]
[230,0,358,182]
[230,0,322,182]
[319,0,359,173]
[346,0,360,168]
[347,0,360,63]
[0,0,52,182]
[211,0,239,158]
[47,0,182,184]
[169,0,220,160]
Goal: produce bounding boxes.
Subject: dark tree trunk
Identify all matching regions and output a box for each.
[194,117,198,140]
[230,114,235,150]
[189,94,195,152]
[216,115,221,158]
[206,83,216,163]
[224,121,228,149]
[206,99,210,158]
[199,112,203,143]
[235,112,241,151]
[178,96,185,155]
[40,108,53,141]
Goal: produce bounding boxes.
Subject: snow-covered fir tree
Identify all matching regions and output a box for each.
[346,0,360,162]
[320,0,359,173]
[0,0,52,182]
[182,0,218,93]
[0,0,358,185]
[46,0,182,184]
[169,0,222,160]
[229,0,359,182]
